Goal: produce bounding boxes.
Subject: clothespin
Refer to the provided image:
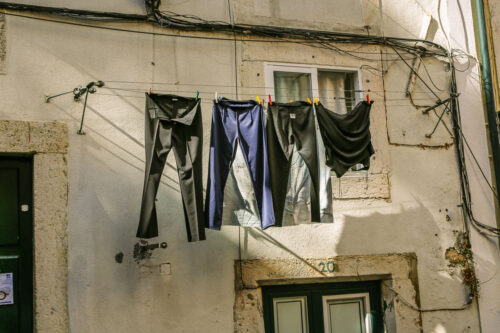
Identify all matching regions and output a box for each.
[307,98,312,104]
[314,97,318,106]
[366,94,370,105]
[256,95,261,105]
[290,99,294,102]
[148,87,152,95]
[195,90,199,101]
[268,94,272,106]
[262,98,265,106]
[215,91,218,103]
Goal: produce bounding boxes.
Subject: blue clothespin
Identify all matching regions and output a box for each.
[195,90,199,101]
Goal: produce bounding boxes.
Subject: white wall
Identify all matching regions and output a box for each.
[0,1,498,332]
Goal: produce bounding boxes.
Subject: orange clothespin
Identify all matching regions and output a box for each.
[256,96,261,105]
[268,94,272,106]
[314,97,318,105]
[366,94,371,105]
[307,98,312,104]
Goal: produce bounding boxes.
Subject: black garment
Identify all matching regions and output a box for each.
[137,93,205,242]
[267,101,320,225]
[315,101,374,178]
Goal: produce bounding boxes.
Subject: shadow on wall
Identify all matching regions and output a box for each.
[237,198,473,322]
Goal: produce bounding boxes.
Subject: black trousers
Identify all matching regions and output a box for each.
[137,93,205,242]
[266,102,320,225]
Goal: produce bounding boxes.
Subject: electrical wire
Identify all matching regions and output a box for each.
[0,1,449,58]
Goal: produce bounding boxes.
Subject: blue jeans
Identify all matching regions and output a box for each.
[205,98,275,230]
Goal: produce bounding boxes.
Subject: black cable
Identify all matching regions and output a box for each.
[0,2,149,21]
[0,1,448,57]
[450,64,500,237]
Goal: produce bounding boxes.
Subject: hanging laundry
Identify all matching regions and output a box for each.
[315,101,375,177]
[136,93,205,242]
[205,98,275,230]
[266,101,321,225]
[222,115,333,227]
[281,124,334,226]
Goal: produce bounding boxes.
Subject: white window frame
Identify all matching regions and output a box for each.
[264,62,364,105]
[273,296,309,333]
[322,292,372,333]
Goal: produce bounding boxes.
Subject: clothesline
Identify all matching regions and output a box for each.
[94,92,445,103]
[102,86,445,98]
[104,81,447,94]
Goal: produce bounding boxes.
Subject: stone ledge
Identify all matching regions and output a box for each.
[0,120,68,153]
[332,172,390,199]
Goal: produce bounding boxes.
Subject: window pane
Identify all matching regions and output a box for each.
[318,70,356,114]
[274,72,312,103]
[273,296,308,333]
[327,298,365,333]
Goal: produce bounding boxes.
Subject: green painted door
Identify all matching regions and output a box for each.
[262,281,383,333]
[0,156,33,333]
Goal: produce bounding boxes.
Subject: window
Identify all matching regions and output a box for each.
[262,281,383,333]
[265,63,362,114]
[265,63,366,172]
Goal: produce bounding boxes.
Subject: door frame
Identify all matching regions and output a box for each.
[0,120,69,332]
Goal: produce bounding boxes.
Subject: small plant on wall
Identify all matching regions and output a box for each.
[445,232,479,297]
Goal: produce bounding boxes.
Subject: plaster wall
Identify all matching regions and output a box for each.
[0,0,497,332]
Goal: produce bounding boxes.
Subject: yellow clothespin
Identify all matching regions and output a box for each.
[290,99,294,102]
[256,96,261,105]
[314,97,318,105]
[307,98,312,104]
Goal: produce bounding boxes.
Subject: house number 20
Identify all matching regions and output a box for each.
[318,261,335,273]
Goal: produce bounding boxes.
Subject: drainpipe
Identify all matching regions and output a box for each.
[472,0,500,223]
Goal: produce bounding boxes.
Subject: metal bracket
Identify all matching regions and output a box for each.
[423,94,460,138]
[133,240,168,261]
[44,81,104,134]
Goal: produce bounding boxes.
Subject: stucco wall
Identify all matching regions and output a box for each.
[0,1,498,332]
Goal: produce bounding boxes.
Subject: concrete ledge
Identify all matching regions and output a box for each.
[0,120,68,153]
[234,253,421,332]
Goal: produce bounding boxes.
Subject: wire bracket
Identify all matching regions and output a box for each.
[45,81,104,134]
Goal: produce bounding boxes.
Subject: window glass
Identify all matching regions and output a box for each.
[318,70,356,114]
[273,296,308,333]
[325,297,367,333]
[274,71,312,103]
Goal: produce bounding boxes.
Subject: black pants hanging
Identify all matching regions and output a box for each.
[266,101,320,225]
[137,93,205,242]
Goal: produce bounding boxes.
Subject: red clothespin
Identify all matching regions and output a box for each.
[366,94,370,105]
[268,94,272,106]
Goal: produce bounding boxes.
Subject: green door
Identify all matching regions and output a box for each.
[262,281,383,333]
[0,156,33,333]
